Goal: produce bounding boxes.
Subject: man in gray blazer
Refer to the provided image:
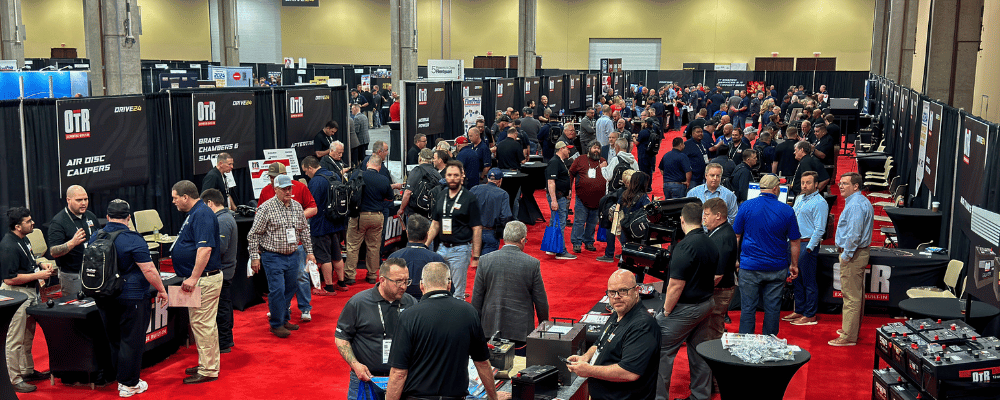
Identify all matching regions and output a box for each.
[471,221,549,345]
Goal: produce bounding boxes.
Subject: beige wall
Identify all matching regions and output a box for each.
[910,0,931,91]
[972,0,999,124]
[21,0,86,58]
[138,0,212,61]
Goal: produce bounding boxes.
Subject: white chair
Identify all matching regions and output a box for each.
[134,209,164,235]
[26,230,50,261]
[906,260,964,299]
[870,176,901,199]
[874,184,907,208]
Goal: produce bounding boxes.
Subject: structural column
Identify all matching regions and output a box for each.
[923,0,984,110]
[517,0,536,77]
[390,0,417,89]
[884,0,919,83]
[0,0,25,68]
[83,0,142,96]
[216,0,239,66]
[870,0,891,75]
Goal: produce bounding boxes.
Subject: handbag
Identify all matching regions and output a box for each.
[356,379,385,400]
[596,226,608,242]
[540,210,567,254]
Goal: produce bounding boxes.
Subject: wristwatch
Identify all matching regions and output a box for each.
[472,256,480,261]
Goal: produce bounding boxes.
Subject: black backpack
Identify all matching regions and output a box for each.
[619,201,650,243]
[598,191,620,229]
[411,166,442,215]
[609,154,633,191]
[81,230,125,299]
[645,130,662,156]
[322,172,348,224]
[335,170,366,218]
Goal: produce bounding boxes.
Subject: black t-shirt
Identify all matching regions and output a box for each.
[590,304,661,400]
[335,286,418,376]
[407,146,420,165]
[357,169,394,212]
[496,138,525,170]
[707,223,739,288]
[361,92,375,112]
[202,167,231,207]
[47,208,100,273]
[314,130,335,154]
[667,228,718,304]
[826,123,842,146]
[389,290,491,398]
[813,135,835,166]
[545,157,571,197]
[791,154,831,194]
[430,188,482,244]
[0,232,38,288]
[774,140,799,176]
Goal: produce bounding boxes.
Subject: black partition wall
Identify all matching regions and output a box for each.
[545,75,564,116]
[567,74,582,111]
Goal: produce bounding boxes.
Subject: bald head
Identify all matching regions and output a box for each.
[421,262,451,292]
[609,269,637,288]
[66,185,86,198]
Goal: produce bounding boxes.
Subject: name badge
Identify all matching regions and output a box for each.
[285,228,296,244]
[590,350,600,365]
[703,154,710,163]
[588,168,596,179]
[87,220,94,227]
[382,339,393,364]
[442,218,453,235]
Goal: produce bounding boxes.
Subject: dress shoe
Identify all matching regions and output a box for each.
[270,326,291,338]
[336,284,349,292]
[790,316,818,326]
[284,322,300,331]
[13,382,36,393]
[573,244,582,253]
[344,278,357,285]
[828,337,857,347]
[584,244,597,252]
[781,312,803,321]
[595,256,615,263]
[21,370,50,382]
[183,373,218,384]
[365,276,378,284]
[220,347,232,354]
[185,366,200,375]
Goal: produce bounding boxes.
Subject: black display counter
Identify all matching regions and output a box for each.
[0,291,27,399]
[898,298,1000,332]
[696,340,810,400]
[816,246,950,310]
[883,208,942,249]
[499,171,528,215]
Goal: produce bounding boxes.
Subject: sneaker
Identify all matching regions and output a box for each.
[584,244,597,252]
[828,337,857,346]
[13,382,36,393]
[301,312,312,322]
[781,313,803,321]
[555,252,577,260]
[544,251,555,255]
[595,256,615,263]
[336,284,349,292]
[270,326,291,338]
[119,380,148,397]
[573,244,582,253]
[790,316,818,326]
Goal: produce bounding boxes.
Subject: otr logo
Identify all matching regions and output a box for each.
[197,101,217,126]
[64,109,91,139]
[290,96,304,118]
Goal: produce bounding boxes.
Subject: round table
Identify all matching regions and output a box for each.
[517,162,549,224]
[695,340,810,400]
[498,171,527,213]
[0,290,28,400]
[897,298,1000,331]
[883,208,942,249]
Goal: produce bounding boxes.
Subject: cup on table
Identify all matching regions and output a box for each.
[932,201,940,212]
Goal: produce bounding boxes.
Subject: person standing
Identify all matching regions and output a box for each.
[1,207,54,393]
[345,155,395,285]
[790,141,831,196]
[201,189,238,353]
[454,136,481,189]
[425,160,483,300]
[201,153,236,211]
[170,180,223,384]
[731,150,757,204]
[579,107,598,146]
[470,169,512,255]
[732,175,801,336]
[352,104,370,166]
[314,121,340,159]
[829,172,874,347]
[659,137,692,199]
[595,105,614,146]
[406,133,427,165]
[687,163,738,224]
[91,200,168,398]
[567,270,660,400]
[545,141,577,260]
[321,140,350,178]
[785,172,828,327]
[46,184,100,297]
[472,221,549,345]
[302,156,350,294]
[386,262,499,400]
[248,175,317,338]
[703,198,739,338]
[682,126,710,187]
[397,149,442,220]
[655,203,718,400]
[387,216,445,299]
[773,127,800,176]
[336,259,417,400]
[569,141,607,253]
[496,127,526,170]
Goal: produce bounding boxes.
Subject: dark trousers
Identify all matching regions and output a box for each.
[96,297,151,387]
[217,278,235,349]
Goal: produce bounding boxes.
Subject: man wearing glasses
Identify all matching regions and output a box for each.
[337,258,417,400]
[567,270,660,400]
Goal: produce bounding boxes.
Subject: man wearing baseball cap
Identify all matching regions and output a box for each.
[470,168,513,255]
[455,136,481,189]
[546,141,576,260]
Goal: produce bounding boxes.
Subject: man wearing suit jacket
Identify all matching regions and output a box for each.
[471,221,549,345]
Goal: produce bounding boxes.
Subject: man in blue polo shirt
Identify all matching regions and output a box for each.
[732,175,801,336]
[659,137,691,199]
[682,127,709,187]
[387,215,445,299]
[170,180,223,384]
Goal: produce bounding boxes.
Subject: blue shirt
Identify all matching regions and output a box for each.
[469,182,512,229]
[307,168,343,235]
[682,138,708,176]
[595,116,614,146]
[470,142,492,171]
[793,191,829,251]
[172,200,222,277]
[835,192,874,259]
[357,168,394,213]
[687,184,739,224]
[738,97,751,117]
[362,155,392,182]
[456,146,482,189]
[387,243,447,299]
[733,192,801,271]
[90,222,152,300]
[659,149,691,183]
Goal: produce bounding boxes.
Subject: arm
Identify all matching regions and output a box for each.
[817,179,829,192]
[808,205,828,251]
[771,161,779,174]
[49,228,87,258]
[547,180,558,211]
[397,190,413,216]
[684,171,692,187]
[303,207,318,219]
[3,266,54,286]
[471,226,482,268]
[335,338,374,382]
[532,264,550,323]
[138,261,168,301]
[662,278,686,315]
[788,238,801,280]
[568,362,640,383]
[425,221,440,247]
[473,360,499,400]
[182,247,213,292]
[385,368,407,400]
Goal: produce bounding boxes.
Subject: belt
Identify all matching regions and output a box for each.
[201,269,222,277]
[361,211,382,215]
[836,245,871,253]
[441,242,470,248]
[665,182,685,185]
[264,249,296,256]
[482,227,494,230]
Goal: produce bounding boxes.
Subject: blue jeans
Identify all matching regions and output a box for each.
[437,243,471,299]
[793,243,818,318]
[481,230,500,255]
[604,233,617,258]
[738,268,788,335]
[546,194,570,229]
[529,140,539,155]
[262,251,300,328]
[663,182,686,199]
[293,245,311,313]
[734,115,746,130]
[570,198,598,246]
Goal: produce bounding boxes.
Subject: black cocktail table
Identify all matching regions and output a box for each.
[696,339,810,400]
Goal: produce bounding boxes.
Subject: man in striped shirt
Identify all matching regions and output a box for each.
[829,172,873,347]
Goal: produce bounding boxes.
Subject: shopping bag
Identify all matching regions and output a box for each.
[540,211,566,254]
[307,260,321,289]
[356,379,385,400]
[596,226,608,242]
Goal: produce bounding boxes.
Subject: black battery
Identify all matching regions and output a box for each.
[889,382,922,400]
[511,365,559,400]
[872,368,904,400]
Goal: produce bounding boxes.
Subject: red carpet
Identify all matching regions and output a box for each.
[20,126,892,400]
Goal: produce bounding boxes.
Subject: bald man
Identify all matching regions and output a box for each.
[48,185,101,296]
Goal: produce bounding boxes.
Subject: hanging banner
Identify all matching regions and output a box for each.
[547,76,563,116]
[416,82,447,136]
[568,75,581,110]
[958,117,989,210]
[191,92,256,175]
[56,97,149,192]
[285,88,333,160]
[495,78,516,113]
[463,96,482,135]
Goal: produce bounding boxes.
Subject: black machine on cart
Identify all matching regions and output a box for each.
[619,197,701,282]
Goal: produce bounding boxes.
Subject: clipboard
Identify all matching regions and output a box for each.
[168,285,202,308]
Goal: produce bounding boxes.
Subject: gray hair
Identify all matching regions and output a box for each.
[502,221,528,243]
[421,262,451,288]
[614,138,630,152]
[367,154,382,167]
[329,140,344,151]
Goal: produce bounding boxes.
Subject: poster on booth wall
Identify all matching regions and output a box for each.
[191,92,257,175]
[56,96,149,192]
[284,88,334,160]
[361,75,371,92]
[262,148,302,176]
[463,96,482,135]
[248,159,273,199]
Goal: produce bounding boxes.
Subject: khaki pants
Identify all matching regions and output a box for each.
[707,287,735,340]
[188,273,223,377]
[345,212,384,279]
[840,247,870,342]
[2,284,37,385]
[364,110,373,128]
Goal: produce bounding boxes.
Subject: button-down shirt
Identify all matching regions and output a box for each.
[793,191,828,251]
[595,115,614,146]
[836,192,874,260]
[687,184,739,224]
[247,196,313,259]
[469,182,512,229]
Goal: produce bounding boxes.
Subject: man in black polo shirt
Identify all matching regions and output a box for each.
[568,269,659,400]
[386,262,498,400]
[496,127,525,169]
[346,155,396,285]
[47,184,100,297]
[336,259,417,400]
[791,141,831,195]
[406,133,427,165]
[655,203,718,400]
[703,198,739,336]
[1,207,55,393]
[773,127,800,176]
[811,124,836,167]
[314,120,340,158]
[201,152,236,210]
[425,160,482,300]
[546,141,576,260]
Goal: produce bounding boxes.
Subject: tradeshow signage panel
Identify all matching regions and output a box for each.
[917,101,944,195]
[56,96,149,192]
[416,82,447,136]
[567,75,581,110]
[495,78,516,113]
[191,92,257,175]
[285,88,333,160]
[282,0,318,6]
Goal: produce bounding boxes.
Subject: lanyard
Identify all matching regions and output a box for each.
[377,301,391,337]
[695,142,706,155]
[16,239,34,265]
[66,208,93,236]
[442,188,463,217]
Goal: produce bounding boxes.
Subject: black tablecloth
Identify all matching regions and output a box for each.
[898,298,1000,332]
[696,340,810,400]
[884,208,942,249]
[817,246,950,309]
[518,162,548,225]
[0,291,27,400]
[499,171,528,215]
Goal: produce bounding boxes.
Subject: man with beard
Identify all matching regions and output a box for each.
[424,161,483,300]
[569,141,608,253]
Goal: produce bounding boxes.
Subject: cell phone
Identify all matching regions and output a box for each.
[558,356,571,364]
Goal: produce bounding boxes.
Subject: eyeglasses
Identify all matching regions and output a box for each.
[606,286,636,299]
[383,277,412,287]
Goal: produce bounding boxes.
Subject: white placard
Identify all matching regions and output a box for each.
[155,63,169,69]
[263,148,302,176]
[427,59,464,81]
[248,159,273,199]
